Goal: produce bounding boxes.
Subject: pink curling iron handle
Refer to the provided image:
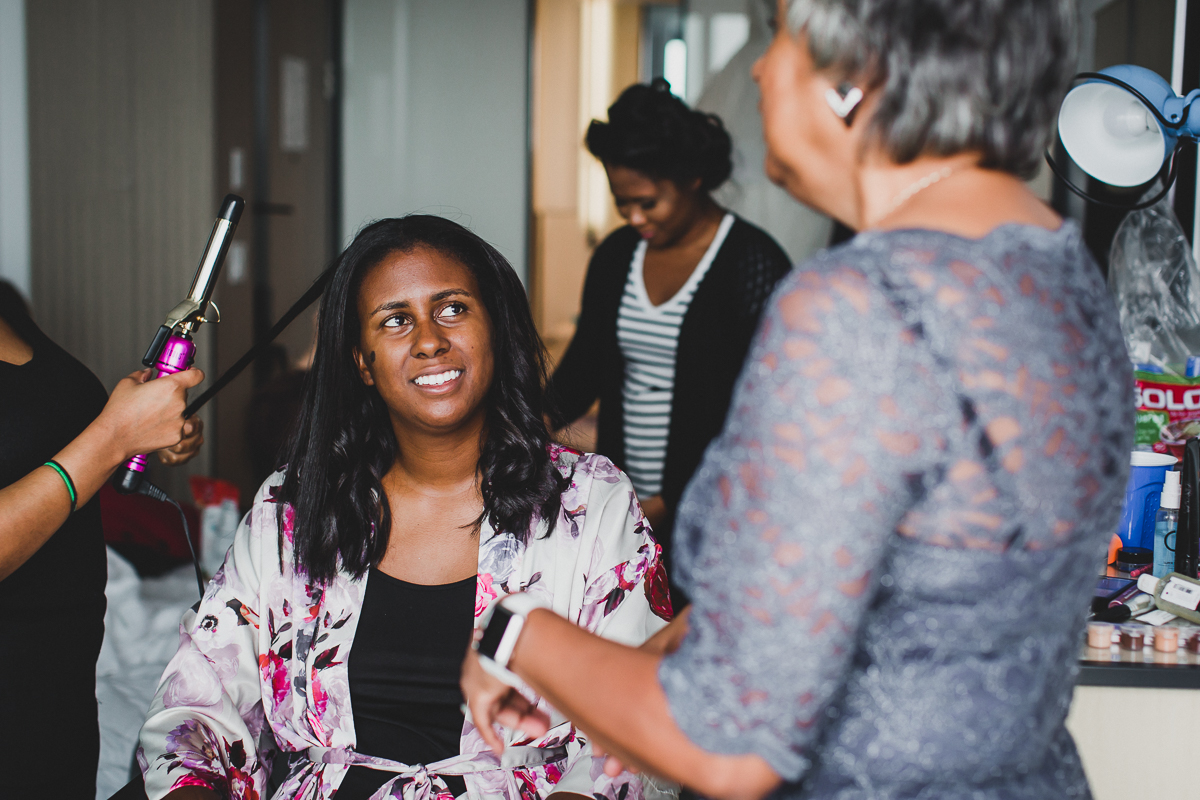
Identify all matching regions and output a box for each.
[111,334,198,493]
[112,194,243,494]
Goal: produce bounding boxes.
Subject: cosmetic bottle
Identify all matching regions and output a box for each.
[1155,470,1181,578]
[1119,624,1146,650]
[1137,572,1200,623]
[1086,621,1114,648]
[1093,591,1156,623]
[1108,581,1142,607]
[1175,439,1200,577]
[1155,626,1180,653]
[1115,547,1153,577]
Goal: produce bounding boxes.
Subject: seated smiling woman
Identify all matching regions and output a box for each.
[136,216,674,800]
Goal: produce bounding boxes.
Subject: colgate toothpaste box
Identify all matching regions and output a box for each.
[1135,369,1200,458]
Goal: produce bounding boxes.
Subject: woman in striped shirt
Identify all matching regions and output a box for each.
[547,80,791,599]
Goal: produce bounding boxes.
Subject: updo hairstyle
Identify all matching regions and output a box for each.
[586,78,733,192]
[786,0,1077,179]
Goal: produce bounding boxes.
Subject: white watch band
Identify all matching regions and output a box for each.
[476,592,549,685]
[493,593,548,668]
[477,651,524,687]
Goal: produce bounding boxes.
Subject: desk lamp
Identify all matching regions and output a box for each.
[1048,65,1200,209]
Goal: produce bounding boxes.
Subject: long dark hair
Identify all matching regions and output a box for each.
[277,215,568,584]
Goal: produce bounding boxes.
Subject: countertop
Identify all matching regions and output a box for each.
[1079,640,1200,688]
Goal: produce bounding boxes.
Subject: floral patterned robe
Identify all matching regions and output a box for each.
[137,446,674,800]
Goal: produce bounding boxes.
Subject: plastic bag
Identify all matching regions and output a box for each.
[1109,198,1200,374]
[1111,199,1200,456]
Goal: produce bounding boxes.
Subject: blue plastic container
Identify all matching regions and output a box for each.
[1118,452,1178,550]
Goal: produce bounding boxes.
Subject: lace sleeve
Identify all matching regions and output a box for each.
[658,264,957,781]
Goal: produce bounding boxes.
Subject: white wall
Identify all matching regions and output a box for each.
[676,0,754,106]
[342,0,530,281]
[26,0,216,497]
[694,0,833,265]
[1069,684,1200,800]
[0,0,30,300]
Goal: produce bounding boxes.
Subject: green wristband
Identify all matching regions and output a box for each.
[44,460,77,514]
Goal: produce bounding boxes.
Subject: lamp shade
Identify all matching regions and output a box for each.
[1058,66,1177,187]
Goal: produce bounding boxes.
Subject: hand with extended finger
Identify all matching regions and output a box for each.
[462,594,556,754]
[460,646,550,755]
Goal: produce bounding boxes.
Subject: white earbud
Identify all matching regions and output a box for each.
[826,86,864,121]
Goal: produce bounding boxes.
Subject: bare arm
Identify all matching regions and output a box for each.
[0,367,203,580]
[462,608,781,800]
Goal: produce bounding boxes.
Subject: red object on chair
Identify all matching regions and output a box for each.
[99,483,201,576]
[189,475,240,509]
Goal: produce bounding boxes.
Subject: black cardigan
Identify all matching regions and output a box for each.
[546,216,792,567]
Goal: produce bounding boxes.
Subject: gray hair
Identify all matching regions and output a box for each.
[786,0,1077,178]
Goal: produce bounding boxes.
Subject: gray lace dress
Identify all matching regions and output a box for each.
[659,222,1133,799]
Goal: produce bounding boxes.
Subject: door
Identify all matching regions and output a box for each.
[212,0,340,505]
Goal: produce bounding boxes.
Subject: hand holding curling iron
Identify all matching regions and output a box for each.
[96,367,206,467]
[0,365,205,583]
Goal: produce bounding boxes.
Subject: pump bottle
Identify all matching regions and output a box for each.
[1154,470,1181,578]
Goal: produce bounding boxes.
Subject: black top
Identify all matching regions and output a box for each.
[0,301,110,799]
[546,216,791,576]
[338,570,476,800]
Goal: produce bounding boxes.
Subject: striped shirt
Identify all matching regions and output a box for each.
[617,213,735,497]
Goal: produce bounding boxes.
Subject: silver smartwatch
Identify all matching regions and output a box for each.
[473,592,549,686]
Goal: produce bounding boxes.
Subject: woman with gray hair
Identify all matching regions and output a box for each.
[462,2,1131,799]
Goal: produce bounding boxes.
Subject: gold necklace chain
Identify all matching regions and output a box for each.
[870,165,959,228]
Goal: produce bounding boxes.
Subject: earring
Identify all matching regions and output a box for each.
[825,83,863,126]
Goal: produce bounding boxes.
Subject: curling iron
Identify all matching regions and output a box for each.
[112,194,245,495]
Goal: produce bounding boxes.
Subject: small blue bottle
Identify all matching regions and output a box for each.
[1154,469,1181,578]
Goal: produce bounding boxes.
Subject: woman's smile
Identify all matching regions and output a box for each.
[412,367,464,390]
[354,245,495,436]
